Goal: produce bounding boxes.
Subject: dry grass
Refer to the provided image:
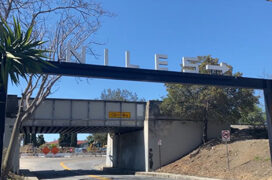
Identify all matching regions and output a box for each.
[158,128,272,180]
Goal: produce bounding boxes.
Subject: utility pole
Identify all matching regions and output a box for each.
[0,76,7,177]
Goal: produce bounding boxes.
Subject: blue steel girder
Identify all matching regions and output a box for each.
[41,61,268,89]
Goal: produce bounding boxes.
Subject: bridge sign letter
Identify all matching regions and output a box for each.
[109,112,131,118]
[222,130,230,142]
[42,146,50,155]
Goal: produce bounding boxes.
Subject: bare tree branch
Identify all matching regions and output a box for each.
[1,0,111,172]
[4,0,14,20]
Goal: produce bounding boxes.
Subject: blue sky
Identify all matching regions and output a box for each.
[8,0,272,141]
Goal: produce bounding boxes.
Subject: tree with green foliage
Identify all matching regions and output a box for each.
[87,135,95,145]
[70,133,77,147]
[160,56,259,143]
[100,88,145,101]
[37,135,46,147]
[23,133,30,146]
[0,18,50,178]
[59,134,72,147]
[24,133,42,147]
[86,133,107,147]
[31,134,37,147]
[59,133,78,147]
[239,105,265,126]
[93,133,107,147]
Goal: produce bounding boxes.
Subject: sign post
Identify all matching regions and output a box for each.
[222,130,230,170]
[158,139,162,169]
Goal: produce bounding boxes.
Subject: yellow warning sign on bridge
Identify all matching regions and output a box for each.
[109,112,131,118]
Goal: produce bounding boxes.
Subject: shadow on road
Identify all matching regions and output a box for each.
[21,168,134,179]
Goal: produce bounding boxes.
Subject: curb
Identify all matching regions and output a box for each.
[135,172,222,180]
[24,177,39,180]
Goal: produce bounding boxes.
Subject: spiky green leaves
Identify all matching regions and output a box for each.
[0,17,50,89]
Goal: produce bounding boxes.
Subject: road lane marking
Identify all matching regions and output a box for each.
[88,175,111,180]
[60,162,71,170]
[60,162,111,180]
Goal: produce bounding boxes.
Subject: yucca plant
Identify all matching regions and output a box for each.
[0,18,50,179]
[0,18,48,87]
[0,17,50,88]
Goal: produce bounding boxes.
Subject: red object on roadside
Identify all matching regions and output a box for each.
[42,146,50,155]
[221,130,230,142]
[51,147,59,154]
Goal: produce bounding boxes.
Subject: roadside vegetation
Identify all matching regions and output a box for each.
[160,56,262,143]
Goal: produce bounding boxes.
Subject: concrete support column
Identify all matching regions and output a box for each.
[106,133,118,167]
[106,130,145,171]
[144,102,151,172]
[264,80,272,165]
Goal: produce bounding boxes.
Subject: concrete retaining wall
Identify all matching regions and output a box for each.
[208,119,230,139]
[145,119,203,171]
[144,101,229,171]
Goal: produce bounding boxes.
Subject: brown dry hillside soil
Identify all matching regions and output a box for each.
[158,127,272,180]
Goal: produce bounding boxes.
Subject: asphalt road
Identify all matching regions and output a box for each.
[20,156,165,180]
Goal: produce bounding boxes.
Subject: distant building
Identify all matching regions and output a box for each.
[77,140,89,148]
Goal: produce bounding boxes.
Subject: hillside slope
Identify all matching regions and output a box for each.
[158,128,272,180]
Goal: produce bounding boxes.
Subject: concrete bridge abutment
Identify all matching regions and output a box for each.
[106,101,229,172]
[106,130,145,171]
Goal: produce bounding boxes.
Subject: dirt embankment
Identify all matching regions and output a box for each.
[158,127,272,180]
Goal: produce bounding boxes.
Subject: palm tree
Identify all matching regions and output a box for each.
[0,17,49,87]
[0,17,50,178]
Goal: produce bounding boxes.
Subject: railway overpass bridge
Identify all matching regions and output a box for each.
[4,95,228,173]
[19,97,145,134]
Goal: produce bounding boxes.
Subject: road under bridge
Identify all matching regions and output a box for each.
[5,96,228,173]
